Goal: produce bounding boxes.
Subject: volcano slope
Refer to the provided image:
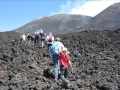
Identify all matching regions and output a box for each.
[0,30,120,90]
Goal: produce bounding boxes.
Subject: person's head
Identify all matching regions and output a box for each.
[36,30,39,32]
[62,47,70,55]
[49,32,52,36]
[40,29,43,33]
[55,38,60,41]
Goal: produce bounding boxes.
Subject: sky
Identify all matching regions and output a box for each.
[0,0,120,32]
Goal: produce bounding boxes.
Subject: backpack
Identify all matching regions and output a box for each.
[41,33,46,39]
[48,35,52,42]
[51,42,59,55]
[36,30,40,36]
[74,50,81,58]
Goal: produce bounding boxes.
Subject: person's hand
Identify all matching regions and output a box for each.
[70,67,73,73]
[58,48,60,52]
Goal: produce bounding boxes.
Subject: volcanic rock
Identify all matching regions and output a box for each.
[0,29,120,90]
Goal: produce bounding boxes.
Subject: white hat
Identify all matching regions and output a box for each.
[62,47,67,51]
[62,47,70,54]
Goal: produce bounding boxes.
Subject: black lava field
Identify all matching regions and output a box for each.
[0,30,120,90]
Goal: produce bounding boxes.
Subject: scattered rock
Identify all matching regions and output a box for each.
[0,30,119,90]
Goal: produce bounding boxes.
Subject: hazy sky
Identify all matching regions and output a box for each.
[0,0,120,32]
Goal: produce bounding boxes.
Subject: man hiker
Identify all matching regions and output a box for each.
[51,38,64,81]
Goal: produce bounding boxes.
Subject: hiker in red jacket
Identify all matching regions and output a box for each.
[58,47,73,88]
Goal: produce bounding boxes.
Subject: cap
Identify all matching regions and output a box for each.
[56,38,60,41]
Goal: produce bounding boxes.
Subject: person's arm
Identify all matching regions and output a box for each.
[68,61,73,73]
[61,42,64,50]
[52,36,54,42]
[58,43,63,52]
[46,36,48,41]
[58,46,61,52]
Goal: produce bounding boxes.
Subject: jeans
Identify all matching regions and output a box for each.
[52,54,60,79]
[60,65,70,84]
[48,44,52,57]
[34,36,40,45]
[31,40,34,45]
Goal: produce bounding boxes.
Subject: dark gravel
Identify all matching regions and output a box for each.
[0,30,120,90]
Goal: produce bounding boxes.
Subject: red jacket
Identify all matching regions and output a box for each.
[60,51,70,68]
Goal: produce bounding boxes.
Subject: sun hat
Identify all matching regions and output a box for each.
[62,47,67,51]
[62,47,70,54]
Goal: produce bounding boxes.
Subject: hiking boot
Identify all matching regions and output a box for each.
[62,80,70,89]
[66,83,70,89]
[65,80,70,84]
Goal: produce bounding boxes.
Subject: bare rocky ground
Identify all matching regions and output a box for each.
[0,30,120,90]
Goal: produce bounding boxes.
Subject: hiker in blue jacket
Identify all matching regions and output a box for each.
[34,30,40,45]
[51,38,64,81]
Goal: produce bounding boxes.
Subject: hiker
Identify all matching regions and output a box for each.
[20,34,22,41]
[46,32,54,50]
[27,32,31,44]
[30,35,35,45]
[74,50,81,58]
[40,29,46,47]
[51,38,64,80]
[58,47,73,88]
[22,33,26,42]
[34,30,40,45]
[46,32,54,57]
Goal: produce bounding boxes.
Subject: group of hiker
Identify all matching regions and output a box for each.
[20,29,52,47]
[19,29,73,88]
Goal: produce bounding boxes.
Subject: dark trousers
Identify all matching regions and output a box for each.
[60,65,70,84]
[48,44,52,57]
[34,36,39,45]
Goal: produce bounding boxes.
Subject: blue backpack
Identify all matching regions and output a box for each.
[36,30,40,36]
[51,42,59,55]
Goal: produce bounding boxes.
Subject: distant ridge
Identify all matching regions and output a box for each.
[77,2,120,31]
[13,14,92,35]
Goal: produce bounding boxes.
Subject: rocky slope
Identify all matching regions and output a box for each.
[77,2,120,31]
[0,29,120,90]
